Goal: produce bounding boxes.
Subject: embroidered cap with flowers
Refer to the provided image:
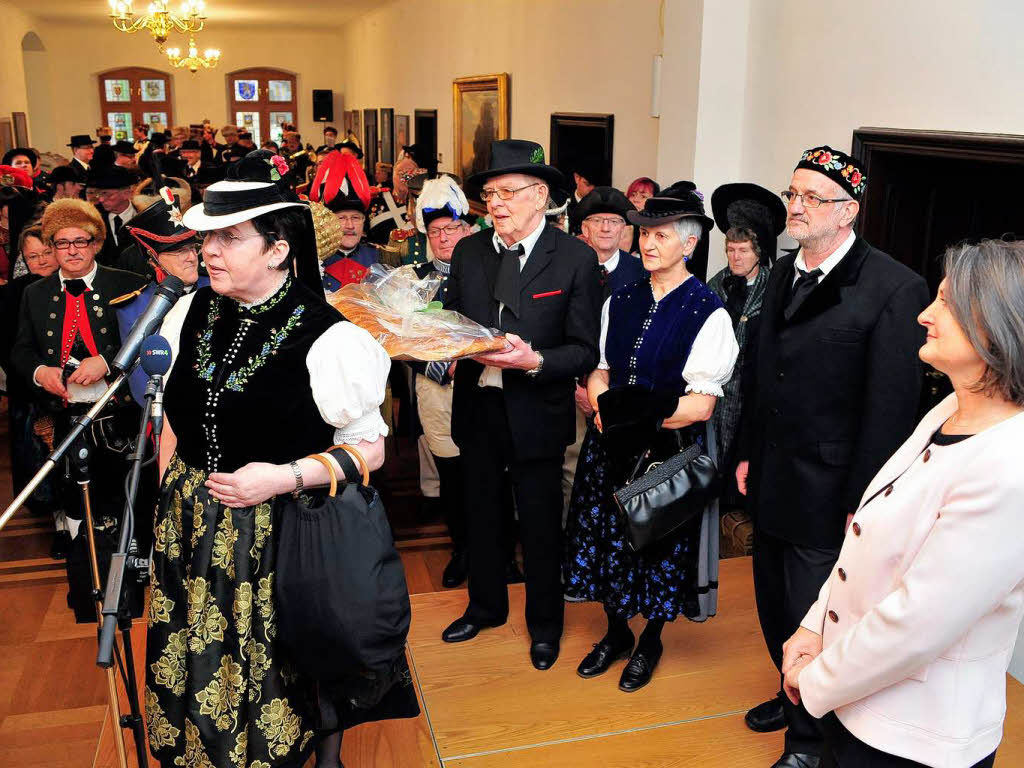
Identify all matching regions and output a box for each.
[795,145,867,199]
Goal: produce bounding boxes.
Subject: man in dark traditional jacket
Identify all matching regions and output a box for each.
[736,146,929,768]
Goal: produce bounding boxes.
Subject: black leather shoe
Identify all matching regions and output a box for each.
[618,643,662,692]
[530,641,559,670]
[442,617,495,643]
[745,694,786,732]
[577,637,634,679]
[505,561,525,584]
[442,551,469,588]
[771,753,820,768]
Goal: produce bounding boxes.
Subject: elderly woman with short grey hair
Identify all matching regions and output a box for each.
[565,182,738,692]
[782,239,1024,768]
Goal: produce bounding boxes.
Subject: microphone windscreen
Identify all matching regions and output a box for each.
[140,334,173,377]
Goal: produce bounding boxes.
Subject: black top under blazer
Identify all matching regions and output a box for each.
[444,225,603,462]
[741,236,930,549]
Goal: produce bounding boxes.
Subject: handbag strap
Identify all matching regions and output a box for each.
[305,453,338,497]
[328,443,371,486]
[626,426,691,484]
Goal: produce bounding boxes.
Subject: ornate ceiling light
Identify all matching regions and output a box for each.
[108,1,207,49]
[166,35,221,73]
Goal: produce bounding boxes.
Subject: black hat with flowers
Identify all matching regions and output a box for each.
[795,145,867,199]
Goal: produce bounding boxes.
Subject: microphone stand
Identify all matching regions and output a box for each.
[97,375,161,768]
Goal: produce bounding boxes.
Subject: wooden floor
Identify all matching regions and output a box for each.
[3,407,1024,767]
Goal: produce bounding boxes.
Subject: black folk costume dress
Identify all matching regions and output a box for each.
[564,276,737,622]
[144,276,411,768]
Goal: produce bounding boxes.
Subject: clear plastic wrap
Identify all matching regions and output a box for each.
[327,264,510,361]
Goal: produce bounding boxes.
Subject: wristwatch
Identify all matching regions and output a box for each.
[526,351,545,378]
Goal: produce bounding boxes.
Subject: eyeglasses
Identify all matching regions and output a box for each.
[203,230,267,249]
[52,237,95,250]
[165,243,204,258]
[780,190,851,209]
[584,215,626,229]
[335,214,365,227]
[426,223,467,238]
[480,183,539,202]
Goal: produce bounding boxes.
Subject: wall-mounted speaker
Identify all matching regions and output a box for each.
[313,89,334,122]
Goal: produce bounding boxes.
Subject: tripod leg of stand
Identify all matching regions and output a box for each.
[80,480,130,768]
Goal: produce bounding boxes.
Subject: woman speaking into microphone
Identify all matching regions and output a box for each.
[144,151,410,768]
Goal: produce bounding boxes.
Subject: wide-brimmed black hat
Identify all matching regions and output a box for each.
[2,147,36,166]
[337,140,364,160]
[86,164,137,190]
[111,140,137,156]
[576,186,634,223]
[711,182,786,266]
[179,139,201,151]
[182,149,304,230]
[466,139,565,198]
[193,163,227,188]
[626,180,713,229]
[124,188,199,258]
[49,165,82,185]
[67,134,95,148]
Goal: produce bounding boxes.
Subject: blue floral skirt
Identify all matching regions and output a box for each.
[564,425,702,622]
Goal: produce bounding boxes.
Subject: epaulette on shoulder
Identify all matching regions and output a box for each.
[109,286,148,306]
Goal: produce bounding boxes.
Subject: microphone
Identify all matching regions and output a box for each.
[140,335,172,438]
[110,276,185,374]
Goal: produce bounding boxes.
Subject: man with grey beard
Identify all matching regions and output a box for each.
[735,146,929,768]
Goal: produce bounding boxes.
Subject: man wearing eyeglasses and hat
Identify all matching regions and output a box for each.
[87,165,139,268]
[66,135,95,183]
[440,139,603,671]
[735,146,929,768]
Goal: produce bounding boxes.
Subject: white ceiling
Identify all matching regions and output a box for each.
[9,0,383,27]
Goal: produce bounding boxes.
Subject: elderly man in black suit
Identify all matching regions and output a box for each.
[87,165,139,268]
[736,146,929,768]
[441,139,603,670]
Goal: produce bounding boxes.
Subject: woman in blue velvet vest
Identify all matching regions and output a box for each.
[565,183,738,692]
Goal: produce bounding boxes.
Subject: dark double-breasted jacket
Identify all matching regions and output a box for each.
[740,236,930,549]
[444,225,603,462]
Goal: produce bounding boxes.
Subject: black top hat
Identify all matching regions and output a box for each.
[179,139,201,151]
[49,165,81,185]
[575,186,635,223]
[111,140,137,155]
[711,182,787,266]
[465,139,566,197]
[86,164,137,190]
[125,190,199,258]
[193,163,227,188]
[67,134,96,148]
[1,147,36,166]
[337,141,364,160]
[626,180,713,229]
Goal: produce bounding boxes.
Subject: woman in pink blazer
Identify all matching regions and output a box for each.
[782,239,1024,768]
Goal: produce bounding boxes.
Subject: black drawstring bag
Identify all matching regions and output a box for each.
[275,449,411,709]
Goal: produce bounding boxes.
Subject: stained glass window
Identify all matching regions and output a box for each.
[234,80,259,102]
[236,111,261,145]
[268,80,292,102]
[140,79,166,102]
[107,112,132,138]
[270,112,293,143]
[143,112,168,131]
[104,79,131,102]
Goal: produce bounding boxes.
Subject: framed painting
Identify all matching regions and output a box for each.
[379,108,394,171]
[549,112,615,189]
[453,73,510,182]
[362,108,378,177]
[12,112,29,146]
[0,118,12,156]
[394,114,409,162]
[350,110,361,147]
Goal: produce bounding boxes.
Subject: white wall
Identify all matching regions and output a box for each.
[0,2,34,134]
[336,0,664,188]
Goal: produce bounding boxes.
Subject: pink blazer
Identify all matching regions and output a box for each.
[798,393,1024,768]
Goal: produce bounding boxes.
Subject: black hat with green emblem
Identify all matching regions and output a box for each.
[465,139,565,199]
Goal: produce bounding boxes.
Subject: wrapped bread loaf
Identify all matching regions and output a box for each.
[328,264,509,361]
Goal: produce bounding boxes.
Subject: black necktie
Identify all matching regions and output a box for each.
[599,264,610,292]
[112,214,122,245]
[494,243,525,323]
[64,278,87,297]
[785,267,822,321]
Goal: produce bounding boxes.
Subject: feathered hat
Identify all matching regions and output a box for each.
[308,150,372,214]
[414,175,471,234]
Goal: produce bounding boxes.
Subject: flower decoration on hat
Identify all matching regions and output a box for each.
[797,145,867,198]
[265,154,290,182]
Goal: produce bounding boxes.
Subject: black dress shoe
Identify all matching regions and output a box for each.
[442,617,495,643]
[771,753,820,768]
[505,561,525,584]
[530,641,559,670]
[50,530,71,560]
[745,694,786,732]
[618,643,662,692]
[577,637,634,679]
[442,550,468,588]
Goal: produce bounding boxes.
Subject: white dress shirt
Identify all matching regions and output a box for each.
[793,230,856,285]
[479,218,548,389]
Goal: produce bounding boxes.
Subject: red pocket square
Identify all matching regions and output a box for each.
[532,290,563,299]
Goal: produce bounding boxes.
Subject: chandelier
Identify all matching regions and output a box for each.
[166,35,221,72]
[108,1,207,49]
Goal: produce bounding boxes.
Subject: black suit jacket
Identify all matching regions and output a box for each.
[445,225,602,461]
[11,265,148,403]
[740,236,929,548]
[95,204,131,268]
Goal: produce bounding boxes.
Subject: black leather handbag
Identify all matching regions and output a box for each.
[613,435,719,552]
